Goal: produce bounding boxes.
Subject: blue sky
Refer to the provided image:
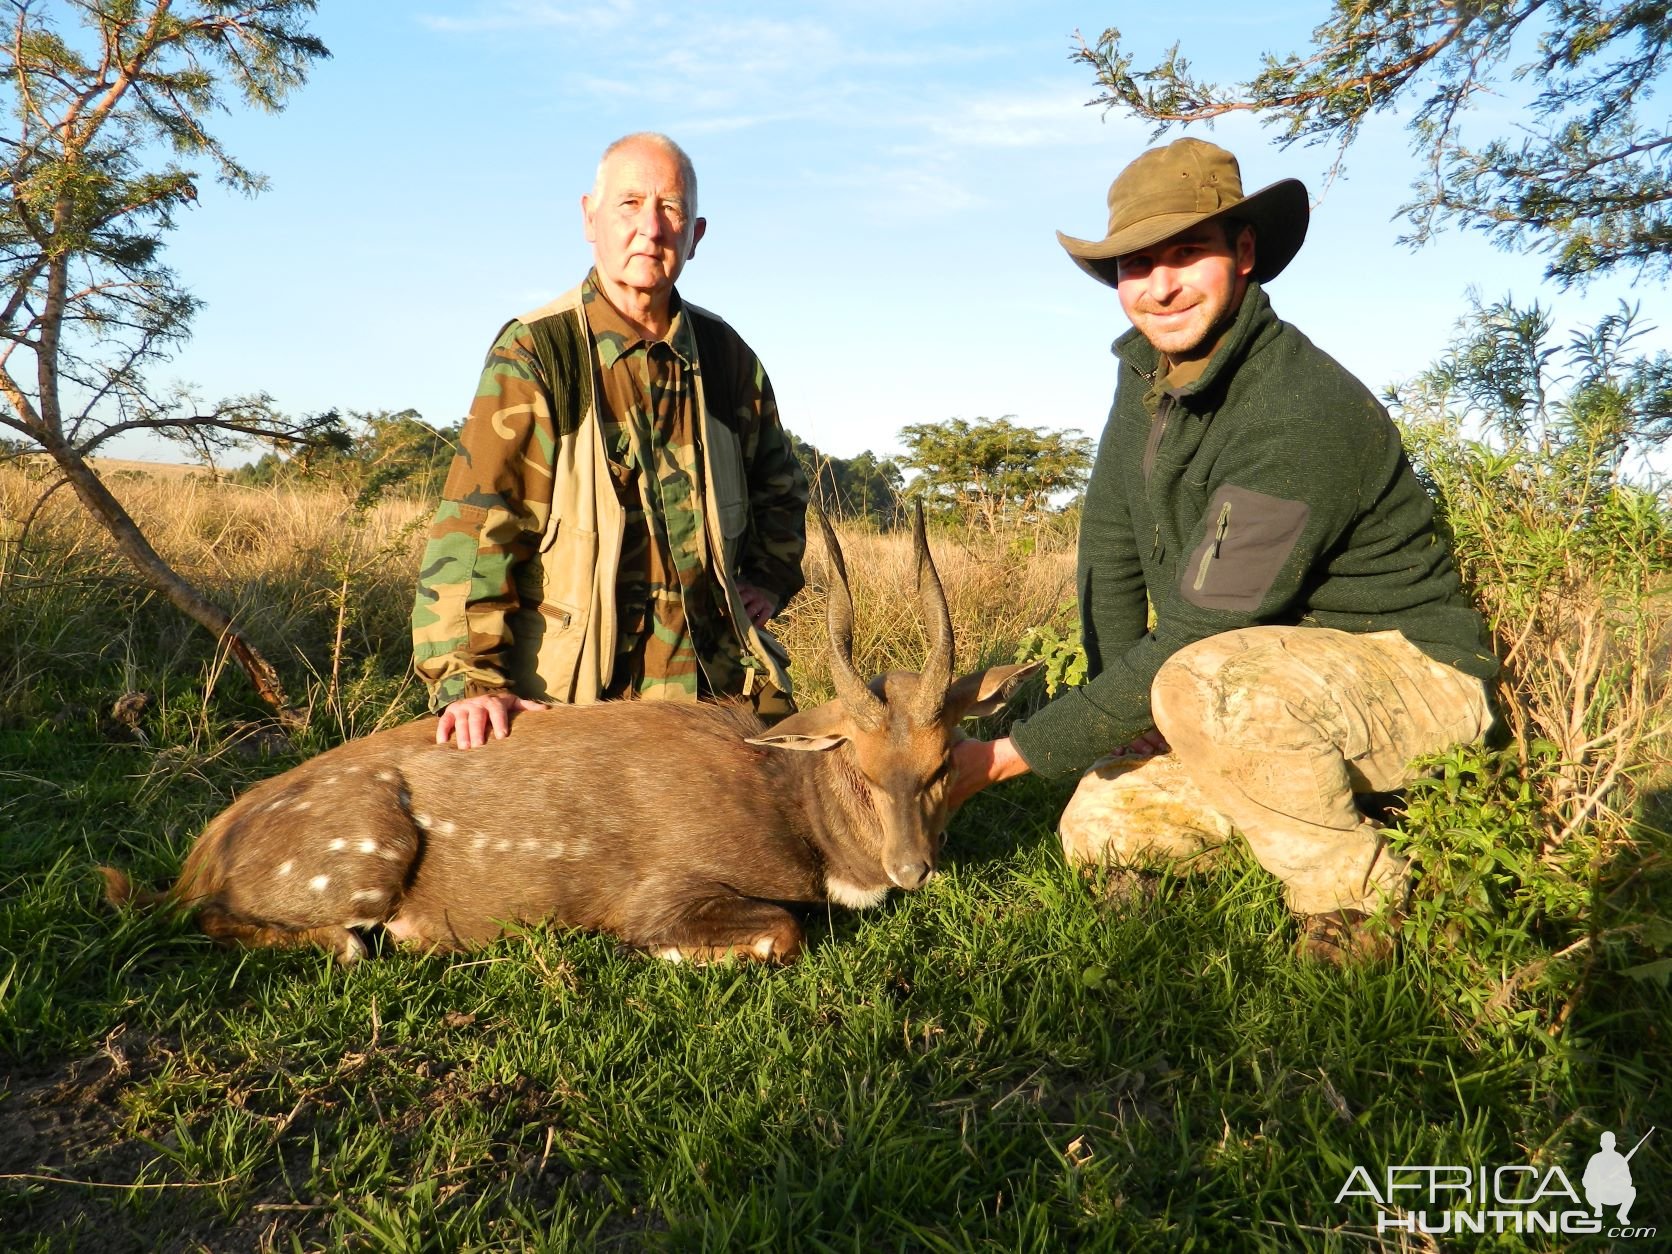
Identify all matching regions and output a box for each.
[127,1,1668,465]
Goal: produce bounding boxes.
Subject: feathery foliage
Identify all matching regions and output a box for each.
[1074,0,1672,285]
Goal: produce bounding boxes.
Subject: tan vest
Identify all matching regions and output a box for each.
[502,284,792,704]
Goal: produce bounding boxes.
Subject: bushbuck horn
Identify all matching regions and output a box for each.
[908,500,954,725]
[812,501,886,731]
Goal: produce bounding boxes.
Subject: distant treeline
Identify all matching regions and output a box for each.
[231,412,1092,533]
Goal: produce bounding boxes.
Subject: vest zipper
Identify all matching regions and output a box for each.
[1193,501,1233,592]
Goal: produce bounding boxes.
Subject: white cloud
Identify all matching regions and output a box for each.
[921,86,1133,149]
[807,163,983,221]
[412,4,1124,218]
[415,1,623,34]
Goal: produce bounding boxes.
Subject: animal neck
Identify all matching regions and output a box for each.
[793,744,888,880]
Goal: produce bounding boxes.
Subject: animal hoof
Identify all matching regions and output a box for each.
[335,930,369,965]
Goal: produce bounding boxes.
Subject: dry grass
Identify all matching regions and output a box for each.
[0,463,1077,710]
[1,462,424,589]
[775,523,1075,701]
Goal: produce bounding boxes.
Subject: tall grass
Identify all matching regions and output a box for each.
[1,461,1667,1251]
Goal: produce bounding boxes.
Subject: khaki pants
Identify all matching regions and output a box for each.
[1059,627,1493,915]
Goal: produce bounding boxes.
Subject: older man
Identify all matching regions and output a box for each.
[412,132,808,749]
[952,138,1498,961]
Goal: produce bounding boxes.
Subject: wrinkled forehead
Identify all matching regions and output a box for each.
[599,142,692,202]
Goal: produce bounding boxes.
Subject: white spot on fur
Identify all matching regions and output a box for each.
[495,839,511,853]
[544,842,567,860]
[825,876,890,910]
[358,839,379,855]
[328,838,346,852]
[376,770,397,783]
[751,936,778,959]
[350,888,383,904]
[520,838,539,852]
[377,846,403,862]
[317,775,338,787]
[470,834,487,851]
[412,813,432,830]
[655,946,685,964]
[293,800,312,812]
[310,875,331,893]
[435,819,457,836]
[277,861,294,877]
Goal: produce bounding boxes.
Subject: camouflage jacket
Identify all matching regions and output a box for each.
[411,280,808,708]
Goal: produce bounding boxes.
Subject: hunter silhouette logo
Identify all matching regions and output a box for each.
[1584,1128,1654,1225]
[1336,1126,1657,1238]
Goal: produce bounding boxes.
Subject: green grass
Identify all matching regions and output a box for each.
[1,495,1669,1251]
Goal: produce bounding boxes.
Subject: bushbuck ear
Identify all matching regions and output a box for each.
[745,702,852,753]
[943,663,1041,725]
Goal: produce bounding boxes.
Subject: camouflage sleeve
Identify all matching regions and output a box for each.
[411,321,558,709]
[732,352,809,606]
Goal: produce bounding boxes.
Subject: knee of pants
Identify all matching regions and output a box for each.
[1150,640,1331,757]
[1150,646,1243,753]
[1150,655,1202,748]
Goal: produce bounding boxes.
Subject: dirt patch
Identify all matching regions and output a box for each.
[0,1028,324,1253]
[0,1031,653,1250]
[0,1028,165,1180]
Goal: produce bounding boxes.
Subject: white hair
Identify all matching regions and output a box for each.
[591,132,698,219]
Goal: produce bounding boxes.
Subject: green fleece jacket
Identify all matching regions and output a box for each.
[1009,283,1497,779]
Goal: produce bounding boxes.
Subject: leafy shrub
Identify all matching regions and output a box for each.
[1014,604,1086,696]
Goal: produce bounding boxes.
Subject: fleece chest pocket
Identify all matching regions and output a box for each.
[1180,483,1310,611]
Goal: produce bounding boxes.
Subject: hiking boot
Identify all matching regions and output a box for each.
[1296,908,1397,965]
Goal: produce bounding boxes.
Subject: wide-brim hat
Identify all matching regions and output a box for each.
[1058,137,1309,286]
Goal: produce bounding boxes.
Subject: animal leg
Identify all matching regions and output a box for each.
[641,896,806,964]
[198,902,370,965]
[212,779,420,944]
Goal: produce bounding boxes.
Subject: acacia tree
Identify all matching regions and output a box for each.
[898,416,1092,533]
[1074,1,1671,285]
[0,0,332,719]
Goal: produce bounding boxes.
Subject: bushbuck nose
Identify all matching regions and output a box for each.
[889,859,932,890]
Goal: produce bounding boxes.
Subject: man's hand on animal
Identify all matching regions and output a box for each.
[946,735,1032,811]
[435,691,549,749]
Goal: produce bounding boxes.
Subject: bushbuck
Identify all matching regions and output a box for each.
[100,507,1037,964]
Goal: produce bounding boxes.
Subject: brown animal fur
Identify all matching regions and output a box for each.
[100,509,1036,965]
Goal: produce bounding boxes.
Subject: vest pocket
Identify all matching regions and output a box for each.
[508,602,583,701]
[511,525,597,699]
[704,421,749,539]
